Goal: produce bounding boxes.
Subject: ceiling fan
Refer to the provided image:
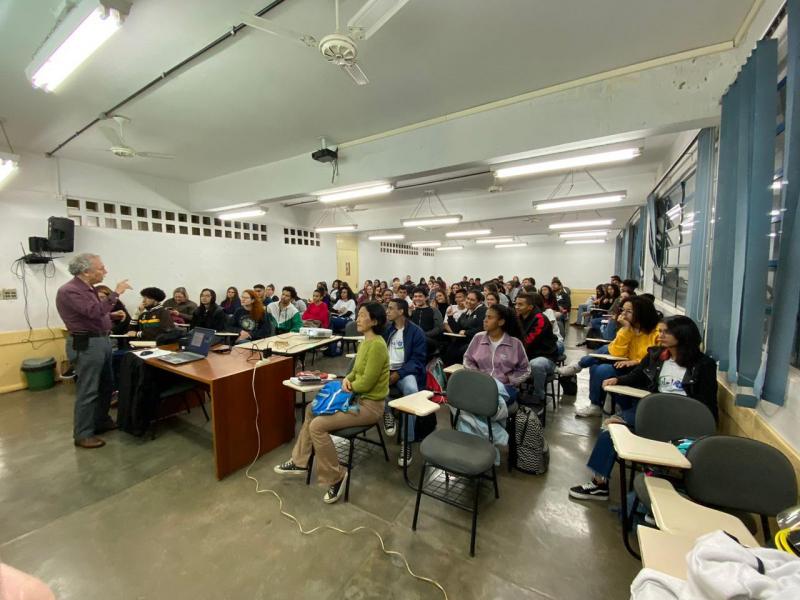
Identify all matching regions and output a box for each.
[98,115,174,159]
[242,0,409,86]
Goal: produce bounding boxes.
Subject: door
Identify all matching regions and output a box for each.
[336,235,359,290]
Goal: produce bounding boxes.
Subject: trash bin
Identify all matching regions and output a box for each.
[21,357,56,391]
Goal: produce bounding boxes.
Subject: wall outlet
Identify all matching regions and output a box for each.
[1,288,17,300]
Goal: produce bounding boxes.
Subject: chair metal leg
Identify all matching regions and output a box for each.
[344,438,355,502]
[491,466,499,499]
[507,415,516,473]
[196,390,210,422]
[306,450,314,485]
[618,457,641,559]
[761,514,772,541]
[470,477,481,557]
[412,462,426,531]
[375,424,390,462]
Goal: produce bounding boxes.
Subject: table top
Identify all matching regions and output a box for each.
[130,340,156,348]
[588,353,629,361]
[444,332,466,338]
[608,424,691,468]
[585,337,607,343]
[281,377,338,393]
[145,345,292,385]
[342,335,364,341]
[443,363,464,375]
[389,391,439,416]
[250,333,342,355]
[604,385,649,399]
[644,477,759,547]
[637,527,695,580]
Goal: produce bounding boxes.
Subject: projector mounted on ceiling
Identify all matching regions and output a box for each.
[242,0,409,86]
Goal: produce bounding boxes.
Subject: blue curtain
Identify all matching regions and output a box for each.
[614,233,623,277]
[620,226,631,279]
[631,210,645,281]
[763,0,800,406]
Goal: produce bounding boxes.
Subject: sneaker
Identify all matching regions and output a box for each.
[323,470,348,504]
[569,480,609,501]
[557,363,582,377]
[575,404,603,418]
[383,411,397,437]
[397,442,413,467]
[273,460,308,476]
[644,512,656,526]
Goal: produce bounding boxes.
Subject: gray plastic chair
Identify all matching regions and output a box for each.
[684,435,797,541]
[343,320,360,354]
[412,369,500,556]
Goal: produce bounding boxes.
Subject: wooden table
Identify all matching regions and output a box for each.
[608,424,691,558]
[604,385,649,399]
[444,332,466,338]
[145,348,294,480]
[389,391,440,488]
[443,363,464,375]
[644,477,759,547]
[250,333,342,370]
[637,527,695,580]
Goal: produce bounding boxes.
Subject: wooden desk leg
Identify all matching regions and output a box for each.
[617,457,641,560]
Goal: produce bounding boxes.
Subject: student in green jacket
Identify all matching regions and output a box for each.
[274,302,390,504]
[266,287,303,333]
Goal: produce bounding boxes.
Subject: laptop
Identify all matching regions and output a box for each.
[157,327,215,365]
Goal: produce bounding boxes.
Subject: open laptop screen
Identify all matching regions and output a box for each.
[186,327,215,355]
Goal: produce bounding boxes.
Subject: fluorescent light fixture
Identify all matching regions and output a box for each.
[494,147,641,179]
[410,241,441,247]
[565,239,606,245]
[368,233,405,241]
[315,224,358,233]
[495,243,527,249]
[559,230,609,238]
[445,228,492,238]
[549,219,615,230]
[535,191,626,211]
[26,1,130,92]
[217,208,266,220]
[0,153,20,186]
[348,0,411,40]
[402,215,462,227]
[436,245,463,251]
[476,237,514,245]
[665,204,682,219]
[317,183,393,203]
[209,202,257,213]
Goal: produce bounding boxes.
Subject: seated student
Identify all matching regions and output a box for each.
[590,284,624,340]
[220,286,241,315]
[252,284,267,304]
[444,288,467,328]
[267,286,303,333]
[287,286,307,314]
[190,288,228,331]
[573,284,606,327]
[432,289,449,320]
[380,288,393,308]
[396,286,413,307]
[484,290,500,308]
[561,296,660,417]
[550,278,571,337]
[302,288,330,328]
[463,304,531,404]
[483,282,509,307]
[233,289,272,343]
[409,287,443,344]
[515,292,561,406]
[448,283,462,305]
[539,284,558,311]
[443,290,487,366]
[532,292,564,353]
[263,284,279,305]
[381,299,428,467]
[163,287,197,324]
[568,316,718,501]
[521,276,536,289]
[357,284,377,307]
[329,279,342,301]
[330,286,356,332]
[130,287,176,341]
[610,275,622,286]
[96,284,131,336]
[315,281,332,308]
[274,303,389,504]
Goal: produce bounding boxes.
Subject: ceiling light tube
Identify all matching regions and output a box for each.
[475,237,514,245]
[558,230,609,238]
[436,245,463,251]
[0,153,20,186]
[217,209,266,220]
[410,241,441,247]
[549,219,615,230]
[494,147,641,179]
[26,1,130,92]
[402,215,462,227]
[535,191,626,211]
[495,243,527,249]
[208,202,257,213]
[565,239,607,245]
[315,224,358,233]
[317,183,393,203]
[368,233,405,240]
[445,228,492,238]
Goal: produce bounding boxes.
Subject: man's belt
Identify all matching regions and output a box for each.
[69,331,110,337]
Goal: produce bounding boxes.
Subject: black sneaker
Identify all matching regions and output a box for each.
[273,460,307,476]
[383,411,397,437]
[323,470,348,504]
[397,442,413,467]
[568,480,609,501]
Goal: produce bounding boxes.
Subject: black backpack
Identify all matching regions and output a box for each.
[513,405,549,474]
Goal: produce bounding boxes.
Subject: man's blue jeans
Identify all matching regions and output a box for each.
[386,374,419,440]
[527,357,555,403]
[587,406,637,478]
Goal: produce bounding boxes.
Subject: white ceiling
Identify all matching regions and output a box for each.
[0,0,755,182]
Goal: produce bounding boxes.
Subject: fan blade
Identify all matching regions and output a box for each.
[98,125,124,147]
[347,0,409,40]
[134,151,175,160]
[241,14,318,48]
[341,62,369,86]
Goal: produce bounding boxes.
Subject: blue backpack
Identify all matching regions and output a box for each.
[311,380,358,416]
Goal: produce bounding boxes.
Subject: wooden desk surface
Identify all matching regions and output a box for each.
[443,363,464,375]
[608,424,691,468]
[282,377,338,393]
[604,385,649,399]
[644,477,759,547]
[389,391,439,416]
[146,346,291,385]
[585,337,607,343]
[250,333,342,355]
[637,527,694,580]
[588,353,629,361]
[444,332,466,338]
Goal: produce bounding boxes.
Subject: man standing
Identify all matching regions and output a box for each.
[382,299,428,467]
[515,293,560,406]
[56,253,131,449]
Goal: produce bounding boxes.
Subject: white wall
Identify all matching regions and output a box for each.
[0,155,336,332]
[357,239,436,285]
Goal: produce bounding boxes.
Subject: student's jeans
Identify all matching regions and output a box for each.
[385,374,419,441]
[586,406,638,478]
[576,302,593,325]
[527,357,555,403]
[66,336,114,440]
[589,316,618,341]
[330,316,351,333]
[504,384,519,405]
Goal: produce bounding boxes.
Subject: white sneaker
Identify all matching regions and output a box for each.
[397,442,413,467]
[557,363,582,377]
[383,411,397,437]
[575,404,603,418]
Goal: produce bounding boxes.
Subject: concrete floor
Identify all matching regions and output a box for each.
[0,330,641,599]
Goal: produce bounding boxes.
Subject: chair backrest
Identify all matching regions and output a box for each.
[344,320,359,336]
[447,370,498,418]
[634,393,717,442]
[685,435,798,517]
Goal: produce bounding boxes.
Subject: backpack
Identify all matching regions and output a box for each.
[513,405,549,474]
[559,374,577,396]
[311,380,357,415]
[425,357,447,404]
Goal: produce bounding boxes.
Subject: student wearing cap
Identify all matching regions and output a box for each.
[129,287,177,341]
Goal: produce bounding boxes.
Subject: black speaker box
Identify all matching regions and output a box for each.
[48,217,74,252]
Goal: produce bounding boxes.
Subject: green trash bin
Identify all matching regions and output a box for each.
[21,357,56,391]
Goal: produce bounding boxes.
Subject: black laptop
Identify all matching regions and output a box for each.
[157,327,215,365]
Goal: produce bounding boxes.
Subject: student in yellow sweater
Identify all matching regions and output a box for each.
[274,302,389,504]
[561,296,659,417]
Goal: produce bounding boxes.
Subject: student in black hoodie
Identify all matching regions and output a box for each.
[130,287,176,342]
[190,288,228,331]
[410,287,443,347]
[444,290,487,366]
[515,292,560,405]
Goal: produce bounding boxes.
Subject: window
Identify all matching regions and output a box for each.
[380,242,419,256]
[283,227,320,247]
